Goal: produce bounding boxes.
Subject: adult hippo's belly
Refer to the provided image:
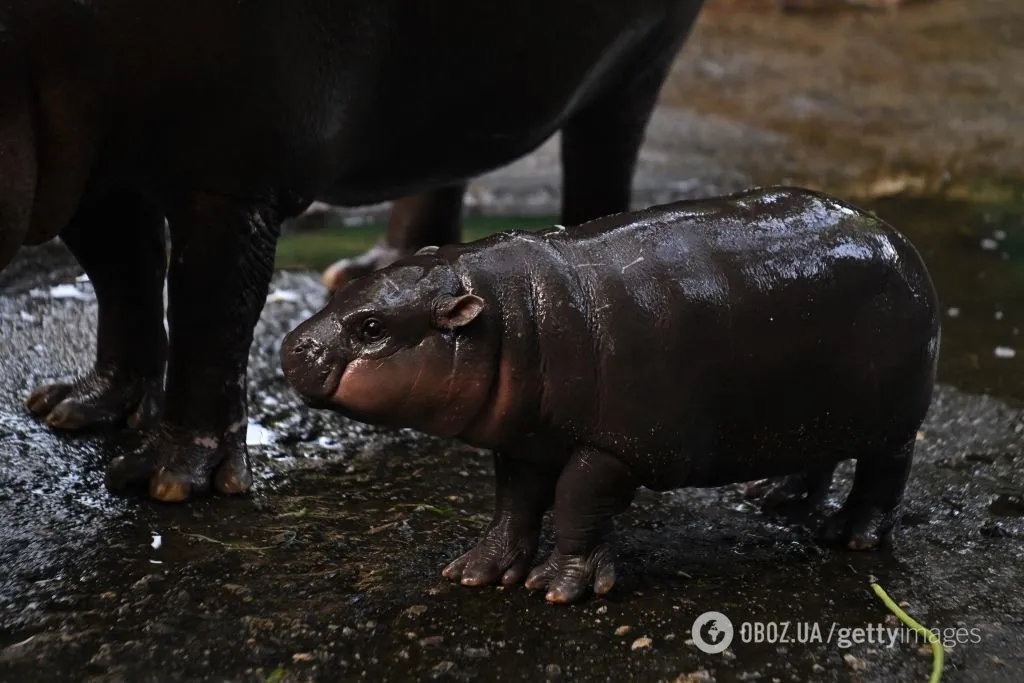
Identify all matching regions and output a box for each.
[0,0,705,502]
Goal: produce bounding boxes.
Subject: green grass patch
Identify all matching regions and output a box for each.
[275,214,558,271]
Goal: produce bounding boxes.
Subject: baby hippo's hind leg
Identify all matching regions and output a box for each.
[819,439,915,550]
[744,464,837,512]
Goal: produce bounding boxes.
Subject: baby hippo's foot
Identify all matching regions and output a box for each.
[743,465,836,513]
[524,545,617,604]
[818,446,912,550]
[442,519,540,587]
[321,240,408,295]
[25,369,162,431]
[105,422,252,502]
[819,505,899,550]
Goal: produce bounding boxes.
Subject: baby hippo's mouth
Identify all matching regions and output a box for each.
[280,328,346,407]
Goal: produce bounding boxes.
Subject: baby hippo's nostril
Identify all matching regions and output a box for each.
[280,328,344,403]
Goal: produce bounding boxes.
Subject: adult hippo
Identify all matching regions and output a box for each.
[0,1,706,501]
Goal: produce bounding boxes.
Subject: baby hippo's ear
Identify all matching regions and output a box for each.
[433,293,485,330]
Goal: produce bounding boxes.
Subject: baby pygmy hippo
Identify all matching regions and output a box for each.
[280,186,940,604]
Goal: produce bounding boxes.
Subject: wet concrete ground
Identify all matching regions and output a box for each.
[3,1,1024,681]
[3,195,1024,683]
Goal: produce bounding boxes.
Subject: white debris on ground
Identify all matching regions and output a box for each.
[151,534,162,550]
[994,346,1016,359]
[266,289,302,304]
[246,421,275,446]
[29,284,95,301]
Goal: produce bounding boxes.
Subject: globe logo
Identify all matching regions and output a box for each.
[691,611,734,654]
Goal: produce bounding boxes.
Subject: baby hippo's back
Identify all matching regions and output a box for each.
[463,187,940,490]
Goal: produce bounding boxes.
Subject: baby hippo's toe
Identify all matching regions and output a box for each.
[524,545,617,604]
[442,524,538,587]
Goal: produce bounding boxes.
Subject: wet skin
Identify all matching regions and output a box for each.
[281,186,941,604]
[0,0,705,501]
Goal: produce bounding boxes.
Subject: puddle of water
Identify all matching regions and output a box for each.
[866,194,1024,404]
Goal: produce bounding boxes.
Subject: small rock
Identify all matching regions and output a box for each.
[811,663,825,673]
[545,663,563,679]
[86,644,113,671]
[722,649,737,661]
[341,627,355,637]
[991,655,1005,666]
[614,625,632,636]
[406,604,428,616]
[917,645,933,657]
[843,654,867,671]
[292,652,315,663]
[431,661,456,678]
[419,636,444,647]
[463,647,489,658]
[995,346,1016,359]
[131,574,164,592]
[596,605,608,615]
[674,669,713,682]
[631,637,653,651]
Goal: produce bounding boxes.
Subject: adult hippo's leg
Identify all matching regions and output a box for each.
[320,183,467,294]
[442,452,561,588]
[105,193,280,502]
[25,192,167,430]
[559,24,696,226]
[525,447,637,604]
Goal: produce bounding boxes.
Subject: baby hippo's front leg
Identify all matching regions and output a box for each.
[443,453,560,587]
[525,448,637,604]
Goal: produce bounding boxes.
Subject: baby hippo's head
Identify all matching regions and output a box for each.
[280,249,492,437]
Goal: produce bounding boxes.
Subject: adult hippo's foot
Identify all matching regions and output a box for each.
[26,369,162,431]
[321,240,407,293]
[106,422,251,502]
[442,453,559,587]
[24,191,168,432]
[100,191,281,502]
[321,183,466,295]
[524,448,636,604]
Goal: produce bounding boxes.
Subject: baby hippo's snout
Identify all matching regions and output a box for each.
[280,313,346,406]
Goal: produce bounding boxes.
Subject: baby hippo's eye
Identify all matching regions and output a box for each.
[359,317,386,343]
